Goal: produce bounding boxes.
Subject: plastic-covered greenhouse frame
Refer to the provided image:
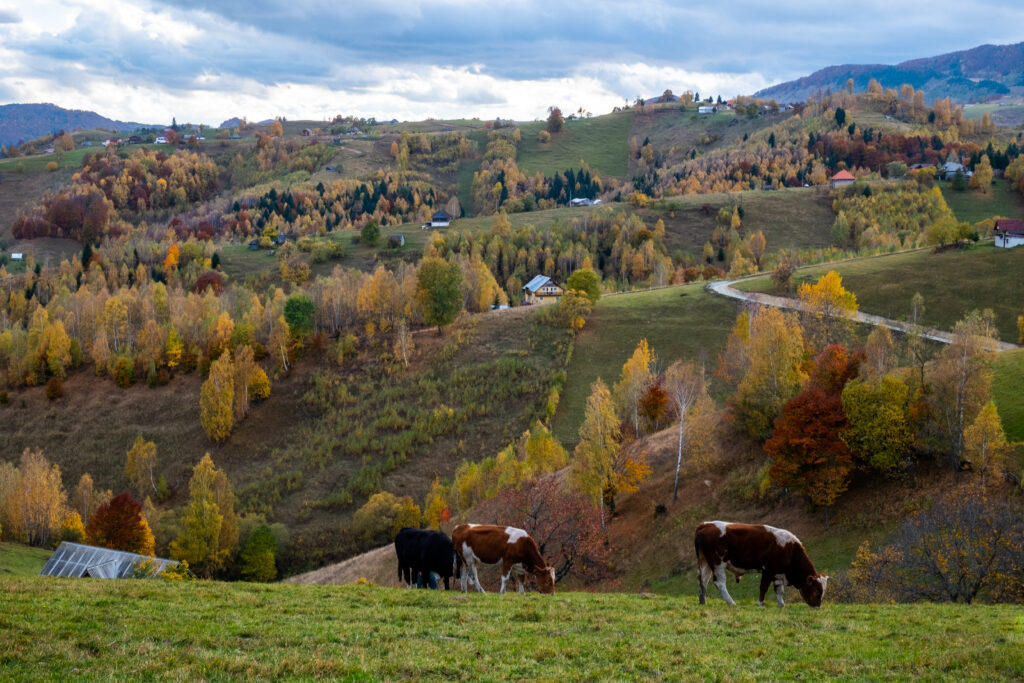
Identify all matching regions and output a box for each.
[39,542,179,579]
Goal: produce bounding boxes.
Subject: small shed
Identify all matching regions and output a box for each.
[248,239,260,250]
[829,170,856,188]
[40,542,181,579]
[522,275,563,304]
[994,219,1024,248]
[11,252,23,260]
[430,209,452,228]
[273,233,288,246]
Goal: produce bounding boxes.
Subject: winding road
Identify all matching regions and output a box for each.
[706,279,1020,352]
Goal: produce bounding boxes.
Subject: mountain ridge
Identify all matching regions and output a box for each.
[755,41,1024,103]
[0,103,153,147]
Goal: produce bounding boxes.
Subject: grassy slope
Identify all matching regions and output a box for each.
[1,579,1020,680]
[0,543,51,577]
[993,348,1024,442]
[552,283,740,446]
[940,180,1024,224]
[735,244,1024,343]
[517,112,633,179]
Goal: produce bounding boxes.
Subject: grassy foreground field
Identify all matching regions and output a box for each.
[1,578,1020,680]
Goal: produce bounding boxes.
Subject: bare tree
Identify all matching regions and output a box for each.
[665,360,705,501]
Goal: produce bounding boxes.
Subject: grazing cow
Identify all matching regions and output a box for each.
[394,528,455,589]
[694,521,829,608]
[452,524,556,594]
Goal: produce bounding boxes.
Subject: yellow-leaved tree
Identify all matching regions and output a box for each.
[124,436,158,498]
[200,351,235,442]
[963,401,1007,486]
[797,270,858,349]
[571,378,619,530]
[613,339,656,437]
[170,454,238,577]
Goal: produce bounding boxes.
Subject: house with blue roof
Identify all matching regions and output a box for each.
[522,275,563,304]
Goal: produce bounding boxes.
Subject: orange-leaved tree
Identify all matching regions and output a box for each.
[85,492,155,555]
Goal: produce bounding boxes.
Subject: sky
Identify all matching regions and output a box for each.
[0,0,1021,126]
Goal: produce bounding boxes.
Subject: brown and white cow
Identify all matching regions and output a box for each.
[452,524,556,594]
[694,521,829,608]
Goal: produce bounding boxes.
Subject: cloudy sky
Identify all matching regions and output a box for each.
[0,0,1021,126]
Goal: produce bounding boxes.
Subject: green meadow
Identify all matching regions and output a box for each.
[1,578,1020,681]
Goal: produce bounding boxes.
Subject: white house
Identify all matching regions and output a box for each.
[430,209,452,228]
[698,105,716,114]
[522,275,564,304]
[994,219,1024,248]
[10,253,23,261]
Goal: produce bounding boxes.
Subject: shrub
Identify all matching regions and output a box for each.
[0,391,9,404]
[112,356,136,387]
[45,161,58,172]
[537,130,551,143]
[45,377,63,400]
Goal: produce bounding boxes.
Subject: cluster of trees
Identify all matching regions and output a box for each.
[468,130,606,214]
[225,137,334,190]
[427,209,674,303]
[223,173,446,238]
[721,272,1008,525]
[829,183,964,251]
[389,131,477,175]
[0,446,281,581]
[12,149,219,241]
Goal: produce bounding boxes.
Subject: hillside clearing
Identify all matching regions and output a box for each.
[940,181,1024,225]
[517,113,633,179]
[1,578,1020,680]
[552,283,740,446]
[0,543,51,577]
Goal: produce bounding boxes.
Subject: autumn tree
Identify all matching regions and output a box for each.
[863,325,896,380]
[496,476,611,584]
[571,378,619,529]
[797,270,858,349]
[393,319,414,369]
[613,339,656,437]
[962,401,1007,485]
[72,473,111,528]
[170,454,238,577]
[0,448,68,546]
[546,107,564,133]
[360,220,380,246]
[284,293,315,343]
[729,307,806,438]
[665,359,711,501]
[973,154,993,194]
[565,267,601,304]
[927,310,997,470]
[200,350,235,442]
[85,492,155,555]
[842,374,914,477]
[416,256,462,334]
[352,491,421,546]
[124,436,158,498]
[766,345,860,527]
[269,119,284,137]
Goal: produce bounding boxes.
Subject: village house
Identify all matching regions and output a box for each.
[994,219,1024,248]
[830,170,856,188]
[522,275,563,304]
[430,209,452,228]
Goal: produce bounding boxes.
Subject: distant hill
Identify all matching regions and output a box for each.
[756,42,1024,104]
[0,103,152,147]
[218,117,243,129]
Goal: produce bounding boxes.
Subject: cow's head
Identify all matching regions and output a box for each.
[534,566,556,594]
[799,574,829,607]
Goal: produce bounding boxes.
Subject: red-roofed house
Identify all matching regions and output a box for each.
[994,219,1024,248]
[830,170,856,189]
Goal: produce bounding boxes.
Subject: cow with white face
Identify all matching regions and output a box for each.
[694,521,829,608]
[452,524,556,594]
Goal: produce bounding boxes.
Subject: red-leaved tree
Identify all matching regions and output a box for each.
[496,476,613,586]
[85,492,155,555]
[766,345,861,528]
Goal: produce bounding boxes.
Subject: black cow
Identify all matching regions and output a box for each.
[394,528,455,589]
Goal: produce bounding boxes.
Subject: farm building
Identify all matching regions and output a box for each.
[522,275,563,304]
[388,234,405,248]
[994,219,1024,248]
[39,542,181,579]
[830,170,856,188]
[430,209,452,228]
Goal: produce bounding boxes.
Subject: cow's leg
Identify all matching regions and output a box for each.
[712,564,737,606]
[697,557,712,605]
[774,576,786,607]
[516,570,525,594]
[758,572,772,606]
[470,561,485,593]
[459,560,469,593]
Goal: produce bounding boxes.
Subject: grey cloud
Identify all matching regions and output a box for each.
[0,9,20,23]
